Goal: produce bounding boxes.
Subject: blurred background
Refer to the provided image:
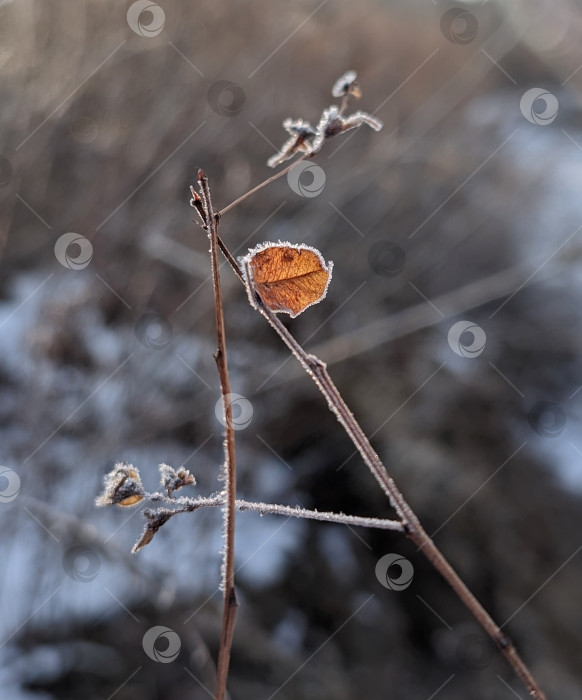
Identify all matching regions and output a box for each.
[1,0,582,697]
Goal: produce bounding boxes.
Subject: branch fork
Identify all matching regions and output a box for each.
[99,70,547,700]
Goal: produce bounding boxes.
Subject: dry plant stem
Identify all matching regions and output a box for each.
[218,237,244,283]
[197,170,238,700]
[254,297,546,700]
[219,154,310,217]
[234,501,403,531]
[150,494,405,532]
[212,237,546,698]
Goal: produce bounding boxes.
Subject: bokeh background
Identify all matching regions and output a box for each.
[1,0,582,697]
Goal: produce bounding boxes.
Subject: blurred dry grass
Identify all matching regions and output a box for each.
[2,0,582,698]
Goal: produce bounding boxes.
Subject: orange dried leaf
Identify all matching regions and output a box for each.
[241,242,333,317]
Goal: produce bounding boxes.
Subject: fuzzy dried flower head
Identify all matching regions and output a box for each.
[159,463,196,497]
[267,118,317,168]
[95,463,145,507]
[268,73,380,166]
[332,70,362,99]
[311,106,383,153]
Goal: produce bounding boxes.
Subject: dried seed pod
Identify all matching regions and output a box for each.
[332,70,362,99]
[311,106,383,153]
[267,118,317,168]
[132,509,173,553]
[159,464,196,497]
[96,463,145,507]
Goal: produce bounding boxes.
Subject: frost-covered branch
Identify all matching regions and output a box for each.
[134,493,404,553]
[95,465,404,553]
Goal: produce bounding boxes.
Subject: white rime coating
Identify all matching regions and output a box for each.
[239,240,334,318]
[311,106,383,153]
[267,118,317,168]
[268,73,381,165]
[95,462,145,506]
[332,70,358,97]
[220,465,229,593]
[281,117,316,138]
[343,110,383,131]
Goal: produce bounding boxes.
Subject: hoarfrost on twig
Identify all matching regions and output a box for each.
[267,118,317,168]
[311,105,383,153]
[267,71,381,167]
[331,69,361,99]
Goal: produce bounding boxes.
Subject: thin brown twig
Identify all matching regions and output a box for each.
[197,170,238,700]
[218,153,310,217]
[215,231,548,700]
[190,216,244,284]
[189,79,547,698]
